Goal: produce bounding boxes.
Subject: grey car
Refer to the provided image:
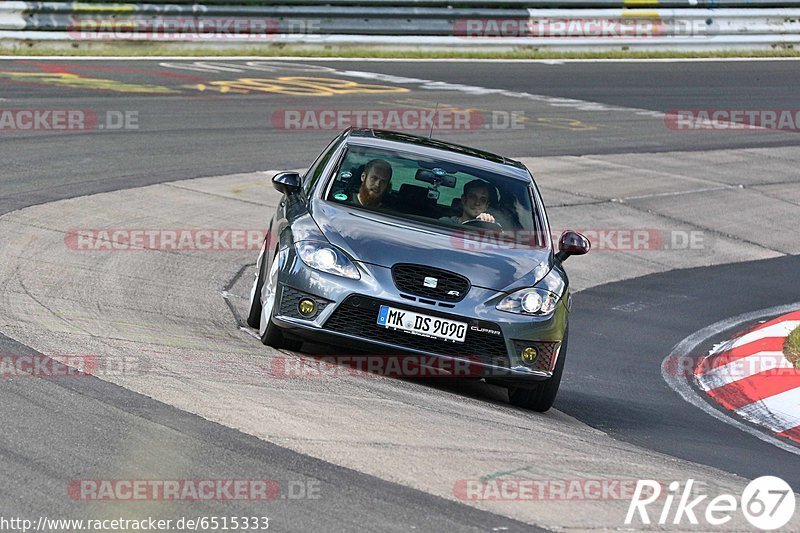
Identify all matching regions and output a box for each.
[247,129,589,411]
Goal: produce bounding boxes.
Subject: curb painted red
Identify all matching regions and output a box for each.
[695,310,800,444]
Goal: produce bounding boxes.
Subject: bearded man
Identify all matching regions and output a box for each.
[355,159,392,208]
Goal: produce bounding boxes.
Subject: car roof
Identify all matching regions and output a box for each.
[343,129,532,182]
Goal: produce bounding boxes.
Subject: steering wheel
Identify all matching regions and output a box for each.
[462,218,504,232]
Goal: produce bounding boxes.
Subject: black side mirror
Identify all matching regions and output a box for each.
[555,230,590,262]
[272,171,302,196]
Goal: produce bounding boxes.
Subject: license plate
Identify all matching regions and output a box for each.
[377,305,467,343]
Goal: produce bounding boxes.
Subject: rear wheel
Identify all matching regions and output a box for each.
[508,329,568,412]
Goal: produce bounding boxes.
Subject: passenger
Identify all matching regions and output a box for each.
[442,179,497,224]
[355,159,392,208]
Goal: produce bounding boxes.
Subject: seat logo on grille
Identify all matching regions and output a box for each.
[423,276,438,288]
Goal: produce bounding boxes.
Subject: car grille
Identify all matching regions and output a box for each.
[512,340,560,373]
[391,264,470,302]
[324,295,509,366]
[279,285,330,320]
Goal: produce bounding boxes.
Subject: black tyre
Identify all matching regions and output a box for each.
[261,303,303,351]
[256,248,303,351]
[258,248,287,348]
[508,328,568,412]
[246,245,267,328]
[259,308,286,348]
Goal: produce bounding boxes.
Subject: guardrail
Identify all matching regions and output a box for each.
[12,0,800,6]
[2,1,800,51]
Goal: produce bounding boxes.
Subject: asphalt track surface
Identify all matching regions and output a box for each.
[1,58,799,529]
[564,254,800,488]
[2,58,800,212]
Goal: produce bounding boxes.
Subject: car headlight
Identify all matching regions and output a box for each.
[496,288,559,316]
[295,241,360,280]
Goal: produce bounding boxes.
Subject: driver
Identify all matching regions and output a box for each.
[442,179,497,224]
[354,159,392,208]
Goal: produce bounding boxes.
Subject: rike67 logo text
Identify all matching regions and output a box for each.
[626,477,795,530]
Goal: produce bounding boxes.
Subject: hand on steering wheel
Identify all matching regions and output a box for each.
[462,216,503,232]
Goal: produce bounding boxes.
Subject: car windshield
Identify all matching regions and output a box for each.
[325,144,543,243]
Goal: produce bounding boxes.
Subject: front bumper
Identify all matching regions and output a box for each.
[267,247,568,383]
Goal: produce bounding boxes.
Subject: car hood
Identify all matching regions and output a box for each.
[312,201,552,291]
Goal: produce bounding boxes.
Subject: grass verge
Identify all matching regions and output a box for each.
[784,325,800,369]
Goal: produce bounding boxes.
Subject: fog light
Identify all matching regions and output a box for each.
[521,346,538,364]
[298,298,316,316]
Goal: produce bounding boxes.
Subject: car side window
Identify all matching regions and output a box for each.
[303,133,344,196]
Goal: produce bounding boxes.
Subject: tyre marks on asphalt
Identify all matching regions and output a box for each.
[0,169,766,530]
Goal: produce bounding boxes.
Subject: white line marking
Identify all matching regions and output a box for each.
[221,289,261,339]
[619,185,735,201]
[328,68,665,118]
[697,351,790,390]
[0,55,665,119]
[661,302,800,456]
[239,326,260,340]
[221,290,246,301]
[736,388,800,433]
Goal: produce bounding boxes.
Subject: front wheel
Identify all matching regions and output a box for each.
[256,250,303,351]
[258,248,290,348]
[508,329,568,412]
[246,243,267,328]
